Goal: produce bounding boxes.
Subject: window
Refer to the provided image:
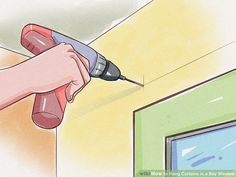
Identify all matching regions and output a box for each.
[166,121,236,170]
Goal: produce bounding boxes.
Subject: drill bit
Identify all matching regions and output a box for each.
[119,75,144,87]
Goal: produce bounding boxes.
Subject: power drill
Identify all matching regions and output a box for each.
[21,24,143,129]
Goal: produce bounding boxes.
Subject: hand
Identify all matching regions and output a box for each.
[0,43,91,110]
[28,43,91,102]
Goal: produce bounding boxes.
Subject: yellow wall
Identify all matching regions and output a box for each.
[1,0,236,177]
[58,0,236,177]
[0,49,56,177]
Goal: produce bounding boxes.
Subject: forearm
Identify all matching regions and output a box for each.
[0,44,90,110]
[0,61,33,110]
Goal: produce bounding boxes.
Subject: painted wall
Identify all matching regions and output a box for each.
[1,0,236,176]
[134,69,236,176]
[0,48,56,177]
[57,1,236,177]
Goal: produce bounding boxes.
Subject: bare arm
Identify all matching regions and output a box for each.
[0,60,32,109]
[0,43,90,110]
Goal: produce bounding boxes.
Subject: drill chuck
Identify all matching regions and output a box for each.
[99,59,121,81]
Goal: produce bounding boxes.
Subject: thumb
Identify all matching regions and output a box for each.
[65,83,84,103]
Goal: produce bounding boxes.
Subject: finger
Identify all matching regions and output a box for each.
[73,52,90,72]
[67,54,91,101]
[58,42,66,48]
[64,44,90,72]
[65,82,85,102]
[66,71,91,102]
[62,44,74,53]
[68,51,90,72]
[70,53,91,84]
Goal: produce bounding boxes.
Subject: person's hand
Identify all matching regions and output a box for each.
[0,43,90,109]
[24,43,91,102]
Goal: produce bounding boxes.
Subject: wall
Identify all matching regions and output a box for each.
[134,68,236,176]
[57,1,236,177]
[1,0,236,176]
[0,48,56,177]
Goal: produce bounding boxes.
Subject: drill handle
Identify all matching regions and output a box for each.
[21,24,67,129]
[21,24,55,55]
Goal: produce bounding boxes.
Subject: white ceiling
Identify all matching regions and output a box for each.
[0,0,150,55]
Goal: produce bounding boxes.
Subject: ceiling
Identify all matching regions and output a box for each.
[0,0,150,55]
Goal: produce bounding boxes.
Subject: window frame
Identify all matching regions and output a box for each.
[165,120,236,170]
